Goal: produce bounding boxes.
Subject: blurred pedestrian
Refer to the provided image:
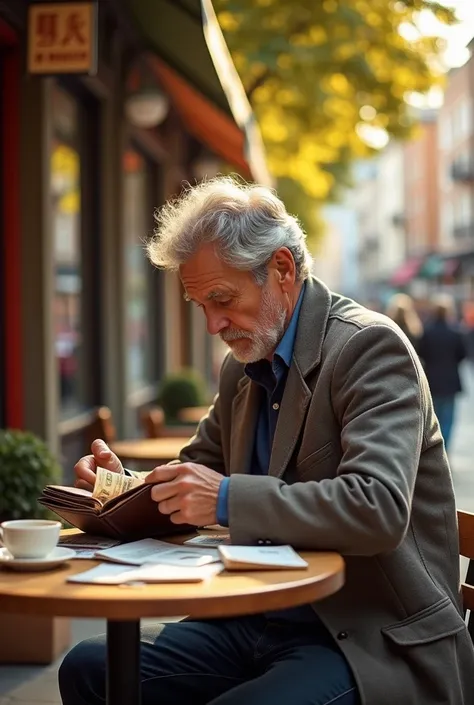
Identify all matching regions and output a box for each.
[461,300,474,363]
[385,293,423,352]
[418,294,466,451]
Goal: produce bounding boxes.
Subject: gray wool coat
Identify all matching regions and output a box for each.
[179,275,474,705]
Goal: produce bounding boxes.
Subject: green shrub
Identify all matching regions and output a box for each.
[159,369,207,422]
[0,429,62,522]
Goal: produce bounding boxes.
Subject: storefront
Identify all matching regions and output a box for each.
[0,12,21,430]
[0,0,269,479]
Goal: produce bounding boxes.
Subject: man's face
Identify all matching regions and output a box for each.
[180,244,288,363]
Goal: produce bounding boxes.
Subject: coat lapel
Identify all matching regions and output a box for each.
[229,376,260,475]
[269,276,332,478]
[268,361,311,477]
[227,277,332,479]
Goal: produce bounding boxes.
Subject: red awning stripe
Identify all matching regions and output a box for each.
[444,258,460,277]
[151,56,251,176]
[389,258,424,286]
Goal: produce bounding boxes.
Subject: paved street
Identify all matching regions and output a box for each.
[449,362,474,513]
[1,369,474,705]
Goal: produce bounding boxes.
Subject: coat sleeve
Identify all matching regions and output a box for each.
[227,324,426,555]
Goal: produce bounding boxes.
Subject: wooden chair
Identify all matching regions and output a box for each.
[140,406,165,438]
[457,509,474,640]
[86,406,117,448]
[140,406,197,439]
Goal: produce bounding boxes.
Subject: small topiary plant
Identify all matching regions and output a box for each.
[159,368,207,423]
[0,429,62,522]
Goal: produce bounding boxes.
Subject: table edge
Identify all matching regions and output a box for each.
[0,556,345,620]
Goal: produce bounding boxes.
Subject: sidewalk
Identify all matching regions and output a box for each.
[449,362,474,512]
[0,619,104,705]
[0,617,183,705]
[1,368,474,704]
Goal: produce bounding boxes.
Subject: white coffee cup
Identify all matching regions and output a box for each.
[0,519,61,559]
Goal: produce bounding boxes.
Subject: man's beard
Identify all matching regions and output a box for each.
[220,288,287,363]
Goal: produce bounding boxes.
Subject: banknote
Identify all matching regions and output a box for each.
[92,466,144,504]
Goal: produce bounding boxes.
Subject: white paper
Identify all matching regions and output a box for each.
[218,545,308,569]
[68,561,223,584]
[95,538,220,566]
[185,535,231,548]
[58,535,121,550]
[70,548,102,559]
[148,548,220,567]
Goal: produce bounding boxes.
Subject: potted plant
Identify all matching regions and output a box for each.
[159,368,207,424]
[0,429,70,665]
[0,429,62,522]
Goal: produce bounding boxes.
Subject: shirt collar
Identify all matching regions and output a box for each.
[274,282,305,368]
[244,282,306,381]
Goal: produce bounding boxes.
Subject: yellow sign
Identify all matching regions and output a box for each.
[28,2,97,75]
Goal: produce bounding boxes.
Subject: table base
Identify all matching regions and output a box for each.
[107,620,141,705]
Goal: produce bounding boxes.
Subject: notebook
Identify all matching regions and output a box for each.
[218,545,308,570]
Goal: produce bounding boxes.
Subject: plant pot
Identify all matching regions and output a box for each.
[0,613,71,664]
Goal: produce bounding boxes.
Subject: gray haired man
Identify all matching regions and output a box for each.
[61,177,474,705]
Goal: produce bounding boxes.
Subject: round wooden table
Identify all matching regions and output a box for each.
[110,437,190,464]
[0,537,344,705]
[178,406,210,424]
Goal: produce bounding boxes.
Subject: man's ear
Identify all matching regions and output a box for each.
[272,247,296,290]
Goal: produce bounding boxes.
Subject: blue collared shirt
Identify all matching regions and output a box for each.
[216,284,305,524]
[217,284,318,623]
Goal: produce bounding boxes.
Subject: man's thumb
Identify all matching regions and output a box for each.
[91,439,123,473]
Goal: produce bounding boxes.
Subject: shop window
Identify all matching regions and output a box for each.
[51,86,83,417]
[51,83,100,420]
[123,147,153,392]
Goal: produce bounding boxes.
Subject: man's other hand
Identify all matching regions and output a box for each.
[145,463,223,526]
[74,439,124,492]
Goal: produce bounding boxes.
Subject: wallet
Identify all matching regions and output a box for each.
[38,483,194,541]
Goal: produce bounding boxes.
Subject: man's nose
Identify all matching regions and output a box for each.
[206,312,230,336]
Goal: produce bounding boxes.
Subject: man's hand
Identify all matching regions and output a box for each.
[74,439,124,491]
[145,463,223,526]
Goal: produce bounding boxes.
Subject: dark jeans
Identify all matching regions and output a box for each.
[59,615,359,705]
[432,395,456,450]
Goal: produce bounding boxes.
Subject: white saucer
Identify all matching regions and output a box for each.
[0,546,76,572]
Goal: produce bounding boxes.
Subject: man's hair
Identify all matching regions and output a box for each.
[147,176,313,285]
[432,294,456,322]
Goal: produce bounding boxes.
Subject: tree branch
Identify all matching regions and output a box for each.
[246,70,271,102]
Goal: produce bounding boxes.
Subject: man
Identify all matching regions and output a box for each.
[60,177,474,705]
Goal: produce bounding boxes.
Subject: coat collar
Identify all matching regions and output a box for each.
[293,275,332,378]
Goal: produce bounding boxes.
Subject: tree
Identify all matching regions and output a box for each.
[214,0,455,240]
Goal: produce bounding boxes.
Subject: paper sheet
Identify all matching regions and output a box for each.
[95,538,220,567]
[68,561,223,584]
[185,535,231,548]
[58,535,121,550]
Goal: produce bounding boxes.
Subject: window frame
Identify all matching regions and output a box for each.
[52,78,102,422]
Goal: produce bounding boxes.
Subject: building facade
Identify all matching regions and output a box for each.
[354,146,406,306]
[437,46,474,300]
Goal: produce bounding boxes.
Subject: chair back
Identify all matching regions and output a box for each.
[140,406,197,440]
[140,406,166,438]
[457,509,474,639]
[87,406,116,447]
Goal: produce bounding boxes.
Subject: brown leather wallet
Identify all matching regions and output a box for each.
[38,483,194,540]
